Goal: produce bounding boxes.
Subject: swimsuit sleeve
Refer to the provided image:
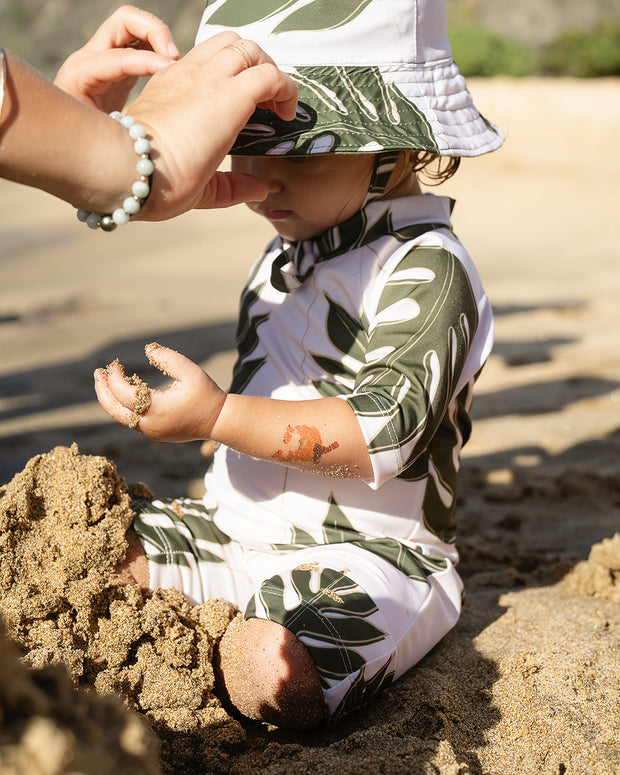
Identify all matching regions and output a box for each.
[343,244,480,489]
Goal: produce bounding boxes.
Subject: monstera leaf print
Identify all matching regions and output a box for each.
[273,0,375,32]
[321,494,363,543]
[135,499,231,565]
[230,284,269,394]
[205,0,374,33]
[323,293,368,360]
[331,651,396,723]
[321,495,448,581]
[232,67,438,156]
[247,566,388,682]
[310,294,367,394]
[206,0,298,27]
[272,491,448,580]
[354,537,448,582]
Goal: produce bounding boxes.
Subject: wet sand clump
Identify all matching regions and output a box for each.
[0,445,239,774]
[127,373,152,429]
[561,533,620,601]
[0,618,159,775]
[0,443,133,669]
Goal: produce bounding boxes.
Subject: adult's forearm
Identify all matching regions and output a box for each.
[0,50,137,212]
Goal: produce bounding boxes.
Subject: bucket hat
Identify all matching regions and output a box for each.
[196,0,503,158]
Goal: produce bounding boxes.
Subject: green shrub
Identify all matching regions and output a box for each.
[543,21,620,77]
[449,23,538,77]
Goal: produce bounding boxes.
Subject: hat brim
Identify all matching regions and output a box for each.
[230,63,503,157]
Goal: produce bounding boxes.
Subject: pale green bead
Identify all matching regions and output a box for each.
[136,158,154,177]
[112,208,130,225]
[120,114,136,129]
[128,123,146,140]
[109,111,123,121]
[132,180,150,199]
[134,137,151,155]
[123,196,141,215]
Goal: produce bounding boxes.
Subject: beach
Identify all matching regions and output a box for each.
[1,77,619,773]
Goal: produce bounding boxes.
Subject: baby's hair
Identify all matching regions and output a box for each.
[381,150,461,197]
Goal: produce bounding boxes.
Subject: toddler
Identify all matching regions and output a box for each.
[95,0,503,729]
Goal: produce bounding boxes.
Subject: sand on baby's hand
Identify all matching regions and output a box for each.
[125,373,152,429]
[128,374,152,416]
[145,342,173,378]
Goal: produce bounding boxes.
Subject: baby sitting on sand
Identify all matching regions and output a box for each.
[93,0,502,730]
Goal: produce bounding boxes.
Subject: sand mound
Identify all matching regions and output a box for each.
[561,533,620,601]
[0,444,133,675]
[0,445,239,774]
[0,618,159,775]
[1,446,619,774]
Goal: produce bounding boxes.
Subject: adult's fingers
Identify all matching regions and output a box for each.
[181,30,250,63]
[193,170,268,210]
[236,63,298,121]
[85,5,179,58]
[76,48,176,86]
[195,35,275,75]
[184,34,298,120]
[214,38,298,120]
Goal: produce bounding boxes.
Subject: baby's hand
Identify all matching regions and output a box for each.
[94,343,226,442]
[54,6,179,113]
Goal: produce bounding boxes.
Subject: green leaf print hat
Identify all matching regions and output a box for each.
[195,0,504,158]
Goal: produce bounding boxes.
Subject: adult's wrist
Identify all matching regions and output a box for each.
[76,111,154,231]
[0,53,140,211]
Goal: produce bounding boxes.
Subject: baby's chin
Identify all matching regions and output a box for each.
[268,219,322,242]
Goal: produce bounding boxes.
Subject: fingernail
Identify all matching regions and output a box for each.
[168,42,180,58]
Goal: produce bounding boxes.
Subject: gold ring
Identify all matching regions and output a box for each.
[225,42,253,71]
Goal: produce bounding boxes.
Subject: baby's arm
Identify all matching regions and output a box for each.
[214,392,373,481]
[94,343,373,481]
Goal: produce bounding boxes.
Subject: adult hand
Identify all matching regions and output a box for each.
[0,18,296,218]
[54,5,179,113]
[126,31,298,217]
[94,343,226,442]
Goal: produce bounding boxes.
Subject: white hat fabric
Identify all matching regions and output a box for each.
[195,0,504,157]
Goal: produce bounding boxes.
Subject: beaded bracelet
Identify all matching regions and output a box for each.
[76,111,154,232]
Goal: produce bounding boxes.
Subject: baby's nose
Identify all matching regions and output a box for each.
[245,158,283,193]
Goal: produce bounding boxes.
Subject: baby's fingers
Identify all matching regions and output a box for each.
[104,360,142,404]
[144,342,198,383]
[94,367,141,429]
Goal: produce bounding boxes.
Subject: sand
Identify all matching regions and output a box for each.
[0,77,619,773]
[0,444,240,774]
[0,615,160,775]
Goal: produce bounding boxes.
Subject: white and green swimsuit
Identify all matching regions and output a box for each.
[133,193,493,721]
